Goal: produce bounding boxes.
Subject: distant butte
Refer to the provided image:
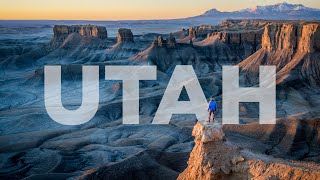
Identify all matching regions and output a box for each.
[53,25,108,39]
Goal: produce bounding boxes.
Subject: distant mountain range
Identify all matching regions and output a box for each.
[0,2,319,30]
[191,2,320,20]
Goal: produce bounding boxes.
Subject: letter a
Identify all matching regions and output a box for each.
[153,65,208,124]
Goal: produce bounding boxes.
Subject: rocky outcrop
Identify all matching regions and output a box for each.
[183,20,265,59]
[53,25,107,39]
[178,123,320,180]
[210,30,262,48]
[153,34,177,48]
[262,23,320,53]
[219,30,263,58]
[240,21,320,86]
[187,20,265,47]
[188,26,215,39]
[133,31,241,70]
[299,24,320,53]
[105,28,138,60]
[47,25,109,51]
[117,28,134,43]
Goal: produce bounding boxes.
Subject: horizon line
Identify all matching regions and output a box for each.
[1,2,319,22]
[0,16,192,22]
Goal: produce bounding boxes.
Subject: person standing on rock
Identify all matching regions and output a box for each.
[207,97,217,123]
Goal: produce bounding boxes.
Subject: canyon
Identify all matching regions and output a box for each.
[0,18,319,180]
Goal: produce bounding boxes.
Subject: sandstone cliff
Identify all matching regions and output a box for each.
[182,20,266,59]
[187,26,263,47]
[239,21,320,86]
[178,123,320,180]
[53,25,108,39]
[262,23,320,53]
[186,19,267,46]
[210,30,262,49]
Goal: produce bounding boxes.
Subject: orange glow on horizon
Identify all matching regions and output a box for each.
[1,0,319,20]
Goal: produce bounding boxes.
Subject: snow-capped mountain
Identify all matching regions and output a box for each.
[241,2,319,13]
[198,2,320,20]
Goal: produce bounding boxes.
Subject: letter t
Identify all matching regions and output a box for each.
[105,66,157,124]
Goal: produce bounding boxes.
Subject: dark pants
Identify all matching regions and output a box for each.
[208,110,215,122]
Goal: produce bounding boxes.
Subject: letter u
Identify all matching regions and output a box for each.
[44,65,99,125]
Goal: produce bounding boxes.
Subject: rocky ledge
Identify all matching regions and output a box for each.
[53,25,108,39]
[178,123,320,179]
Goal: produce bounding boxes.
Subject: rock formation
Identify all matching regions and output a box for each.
[181,20,267,59]
[132,30,241,71]
[207,30,263,57]
[117,28,134,43]
[53,25,107,39]
[187,20,267,46]
[210,30,262,48]
[47,25,109,54]
[105,28,139,60]
[188,26,216,39]
[178,123,320,179]
[167,34,177,48]
[239,21,320,86]
[262,23,320,53]
[153,34,177,48]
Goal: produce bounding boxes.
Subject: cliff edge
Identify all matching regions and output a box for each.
[239,21,320,86]
[178,123,320,180]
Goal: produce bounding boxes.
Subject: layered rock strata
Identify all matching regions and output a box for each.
[209,31,262,48]
[262,23,320,53]
[239,22,320,86]
[184,20,267,58]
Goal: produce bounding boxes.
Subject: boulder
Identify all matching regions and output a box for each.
[192,123,225,144]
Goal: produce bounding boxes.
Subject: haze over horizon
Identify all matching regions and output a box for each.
[1,0,320,21]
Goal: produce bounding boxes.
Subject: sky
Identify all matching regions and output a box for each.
[0,0,319,20]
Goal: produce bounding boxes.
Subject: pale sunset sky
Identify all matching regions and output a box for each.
[1,0,319,20]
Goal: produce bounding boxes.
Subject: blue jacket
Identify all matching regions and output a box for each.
[208,101,217,111]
